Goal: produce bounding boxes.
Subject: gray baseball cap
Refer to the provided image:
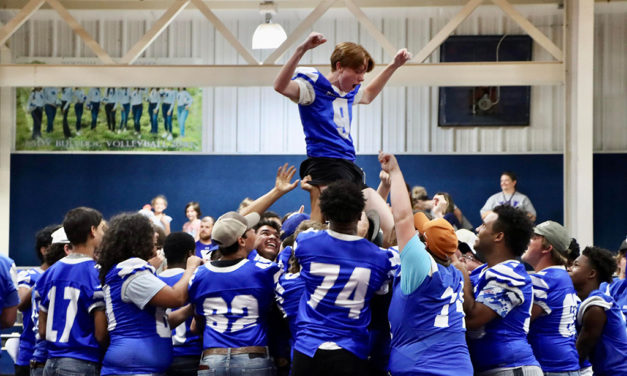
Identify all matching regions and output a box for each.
[211,211,260,248]
[534,221,570,255]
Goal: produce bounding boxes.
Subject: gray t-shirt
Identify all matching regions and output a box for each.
[480,191,536,217]
[121,270,166,310]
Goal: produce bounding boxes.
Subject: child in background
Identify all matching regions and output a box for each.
[182,202,201,241]
[140,195,172,235]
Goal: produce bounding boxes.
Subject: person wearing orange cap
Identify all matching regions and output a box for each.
[378,151,472,376]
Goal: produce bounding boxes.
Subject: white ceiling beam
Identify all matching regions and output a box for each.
[120,0,190,65]
[0,62,564,86]
[0,0,45,47]
[263,0,338,64]
[344,0,398,59]
[491,0,563,61]
[411,0,483,63]
[0,0,606,10]
[45,0,115,64]
[190,0,259,65]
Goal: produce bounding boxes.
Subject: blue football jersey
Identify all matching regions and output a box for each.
[293,229,399,360]
[467,260,539,372]
[293,68,361,161]
[35,254,104,363]
[195,240,217,260]
[188,258,280,349]
[277,246,292,273]
[101,258,173,375]
[0,254,18,311]
[15,267,43,366]
[388,237,472,376]
[276,269,305,341]
[528,266,580,372]
[606,278,627,329]
[158,268,202,357]
[577,288,627,375]
[30,276,48,363]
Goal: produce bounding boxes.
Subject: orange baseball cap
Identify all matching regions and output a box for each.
[414,212,458,260]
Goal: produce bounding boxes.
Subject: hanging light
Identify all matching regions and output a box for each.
[252,1,287,50]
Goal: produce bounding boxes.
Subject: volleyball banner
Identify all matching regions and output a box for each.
[15,87,202,152]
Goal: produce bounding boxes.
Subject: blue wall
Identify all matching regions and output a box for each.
[9,153,624,266]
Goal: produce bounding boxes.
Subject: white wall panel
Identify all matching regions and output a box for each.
[1,4,625,153]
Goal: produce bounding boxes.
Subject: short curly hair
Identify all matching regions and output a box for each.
[582,246,616,284]
[320,180,365,224]
[492,205,533,257]
[98,213,155,283]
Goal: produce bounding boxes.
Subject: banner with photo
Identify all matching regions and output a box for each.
[16,87,202,151]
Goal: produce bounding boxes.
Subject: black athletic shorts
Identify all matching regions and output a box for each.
[299,157,367,188]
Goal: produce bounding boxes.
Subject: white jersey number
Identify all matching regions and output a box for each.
[46,286,80,343]
[434,282,465,329]
[307,262,371,320]
[332,98,351,140]
[202,295,259,334]
[559,293,579,337]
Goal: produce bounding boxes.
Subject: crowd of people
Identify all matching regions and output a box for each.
[2,31,625,376]
[25,87,193,140]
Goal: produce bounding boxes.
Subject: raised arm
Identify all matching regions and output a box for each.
[378,152,415,251]
[360,49,411,104]
[149,255,202,308]
[239,163,299,217]
[273,32,327,102]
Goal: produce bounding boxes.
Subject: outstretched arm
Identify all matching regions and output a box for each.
[360,49,411,104]
[273,32,327,102]
[378,152,414,251]
[240,164,300,217]
[300,175,322,223]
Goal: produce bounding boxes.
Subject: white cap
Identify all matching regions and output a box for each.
[51,227,70,245]
[455,229,477,255]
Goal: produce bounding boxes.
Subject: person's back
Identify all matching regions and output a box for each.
[606,278,627,328]
[102,258,173,374]
[294,229,397,359]
[36,254,103,362]
[387,239,469,376]
[528,266,580,372]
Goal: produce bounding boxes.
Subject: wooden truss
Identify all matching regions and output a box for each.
[0,0,565,86]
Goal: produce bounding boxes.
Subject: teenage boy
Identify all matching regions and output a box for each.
[36,207,108,376]
[568,246,627,375]
[291,180,398,376]
[158,232,202,376]
[274,32,411,246]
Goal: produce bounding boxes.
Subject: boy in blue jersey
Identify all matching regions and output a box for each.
[379,152,472,376]
[521,221,581,375]
[30,227,72,376]
[291,180,399,376]
[274,32,411,247]
[568,246,627,375]
[187,211,280,375]
[158,232,202,376]
[457,205,542,376]
[36,207,108,376]
[14,225,58,376]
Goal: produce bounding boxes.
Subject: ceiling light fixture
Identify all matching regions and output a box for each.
[252,1,287,50]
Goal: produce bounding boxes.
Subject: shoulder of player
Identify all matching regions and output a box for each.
[483,260,530,287]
